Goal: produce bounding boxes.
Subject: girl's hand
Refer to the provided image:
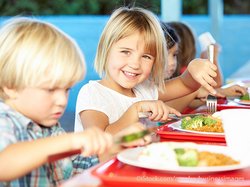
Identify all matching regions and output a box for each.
[74,127,113,157]
[136,100,181,122]
[217,85,248,97]
[187,58,217,94]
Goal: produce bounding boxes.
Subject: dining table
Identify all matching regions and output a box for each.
[61,80,250,187]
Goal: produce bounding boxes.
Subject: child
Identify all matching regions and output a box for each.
[168,21,224,87]
[161,22,180,80]
[0,17,117,186]
[162,22,247,112]
[74,6,218,134]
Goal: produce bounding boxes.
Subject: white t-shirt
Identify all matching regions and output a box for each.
[74,80,158,132]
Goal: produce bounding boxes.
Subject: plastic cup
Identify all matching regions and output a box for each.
[220,109,250,163]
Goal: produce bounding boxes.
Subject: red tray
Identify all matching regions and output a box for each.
[92,158,250,187]
[160,98,250,144]
[156,123,226,144]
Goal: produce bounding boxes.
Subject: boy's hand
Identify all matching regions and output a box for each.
[114,122,152,147]
[77,127,113,157]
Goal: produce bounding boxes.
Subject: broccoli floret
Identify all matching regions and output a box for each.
[240,93,250,100]
[203,117,217,126]
[181,116,203,129]
[174,148,185,155]
[174,148,198,167]
[181,116,218,129]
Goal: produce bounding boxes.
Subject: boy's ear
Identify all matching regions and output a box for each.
[3,87,18,99]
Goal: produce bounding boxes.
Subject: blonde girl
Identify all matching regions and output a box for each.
[75,7,218,134]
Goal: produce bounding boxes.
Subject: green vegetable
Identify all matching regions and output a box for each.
[174,148,185,155]
[120,130,149,143]
[181,116,217,129]
[203,117,217,125]
[174,148,198,167]
[240,93,250,100]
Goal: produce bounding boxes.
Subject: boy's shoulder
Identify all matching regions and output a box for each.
[0,100,23,121]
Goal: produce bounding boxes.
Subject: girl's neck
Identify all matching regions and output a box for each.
[99,79,135,97]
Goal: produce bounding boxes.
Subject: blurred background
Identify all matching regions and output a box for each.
[0,0,249,131]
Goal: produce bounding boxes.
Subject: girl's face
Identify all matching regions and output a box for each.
[165,44,179,79]
[6,83,70,127]
[105,31,155,94]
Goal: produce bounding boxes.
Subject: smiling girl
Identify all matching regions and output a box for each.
[74,7,218,134]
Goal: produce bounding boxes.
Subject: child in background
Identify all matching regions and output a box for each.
[168,21,223,88]
[74,6,218,134]
[0,17,116,186]
[161,22,180,80]
[162,22,247,112]
[161,21,205,112]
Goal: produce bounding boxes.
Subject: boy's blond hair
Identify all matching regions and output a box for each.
[94,7,167,91]
[0,17,85,100]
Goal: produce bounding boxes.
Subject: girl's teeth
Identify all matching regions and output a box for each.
[124,71,136,76]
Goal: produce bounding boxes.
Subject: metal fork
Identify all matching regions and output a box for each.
[206,94,217,113]
[206,44,217,114]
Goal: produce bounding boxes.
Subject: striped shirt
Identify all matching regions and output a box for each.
[0,100,99,187]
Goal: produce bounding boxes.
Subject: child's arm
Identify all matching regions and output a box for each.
[80,100,181,134]
[166,91,198,112]
[0,127,112,181]
[159,58,217,101]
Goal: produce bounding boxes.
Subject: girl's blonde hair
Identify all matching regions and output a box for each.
[94,7,167,91]
[0,17,85,100]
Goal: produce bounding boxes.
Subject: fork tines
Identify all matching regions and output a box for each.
[206,94,217,113]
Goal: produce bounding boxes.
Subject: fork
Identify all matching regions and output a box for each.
[206,94,217,113]
[206,44,217,114]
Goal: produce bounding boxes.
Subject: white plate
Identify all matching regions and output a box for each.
[234,98,250,105]
[117,142,250,173]
[168,120,224,136]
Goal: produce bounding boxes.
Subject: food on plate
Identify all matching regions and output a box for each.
[138,142,239,167]
[198,151,239,166]
[240,93,250,101]
[138,142,179,167]
[181,115,223,133]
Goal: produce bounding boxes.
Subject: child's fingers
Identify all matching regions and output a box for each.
[203,83,217,95]
[202,74,217,87]
[235,86,248,95]
[96,133,113,155]
[120,134,152,147]
[81,128,113,156]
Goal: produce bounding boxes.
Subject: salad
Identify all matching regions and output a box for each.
[181,115,223,133]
